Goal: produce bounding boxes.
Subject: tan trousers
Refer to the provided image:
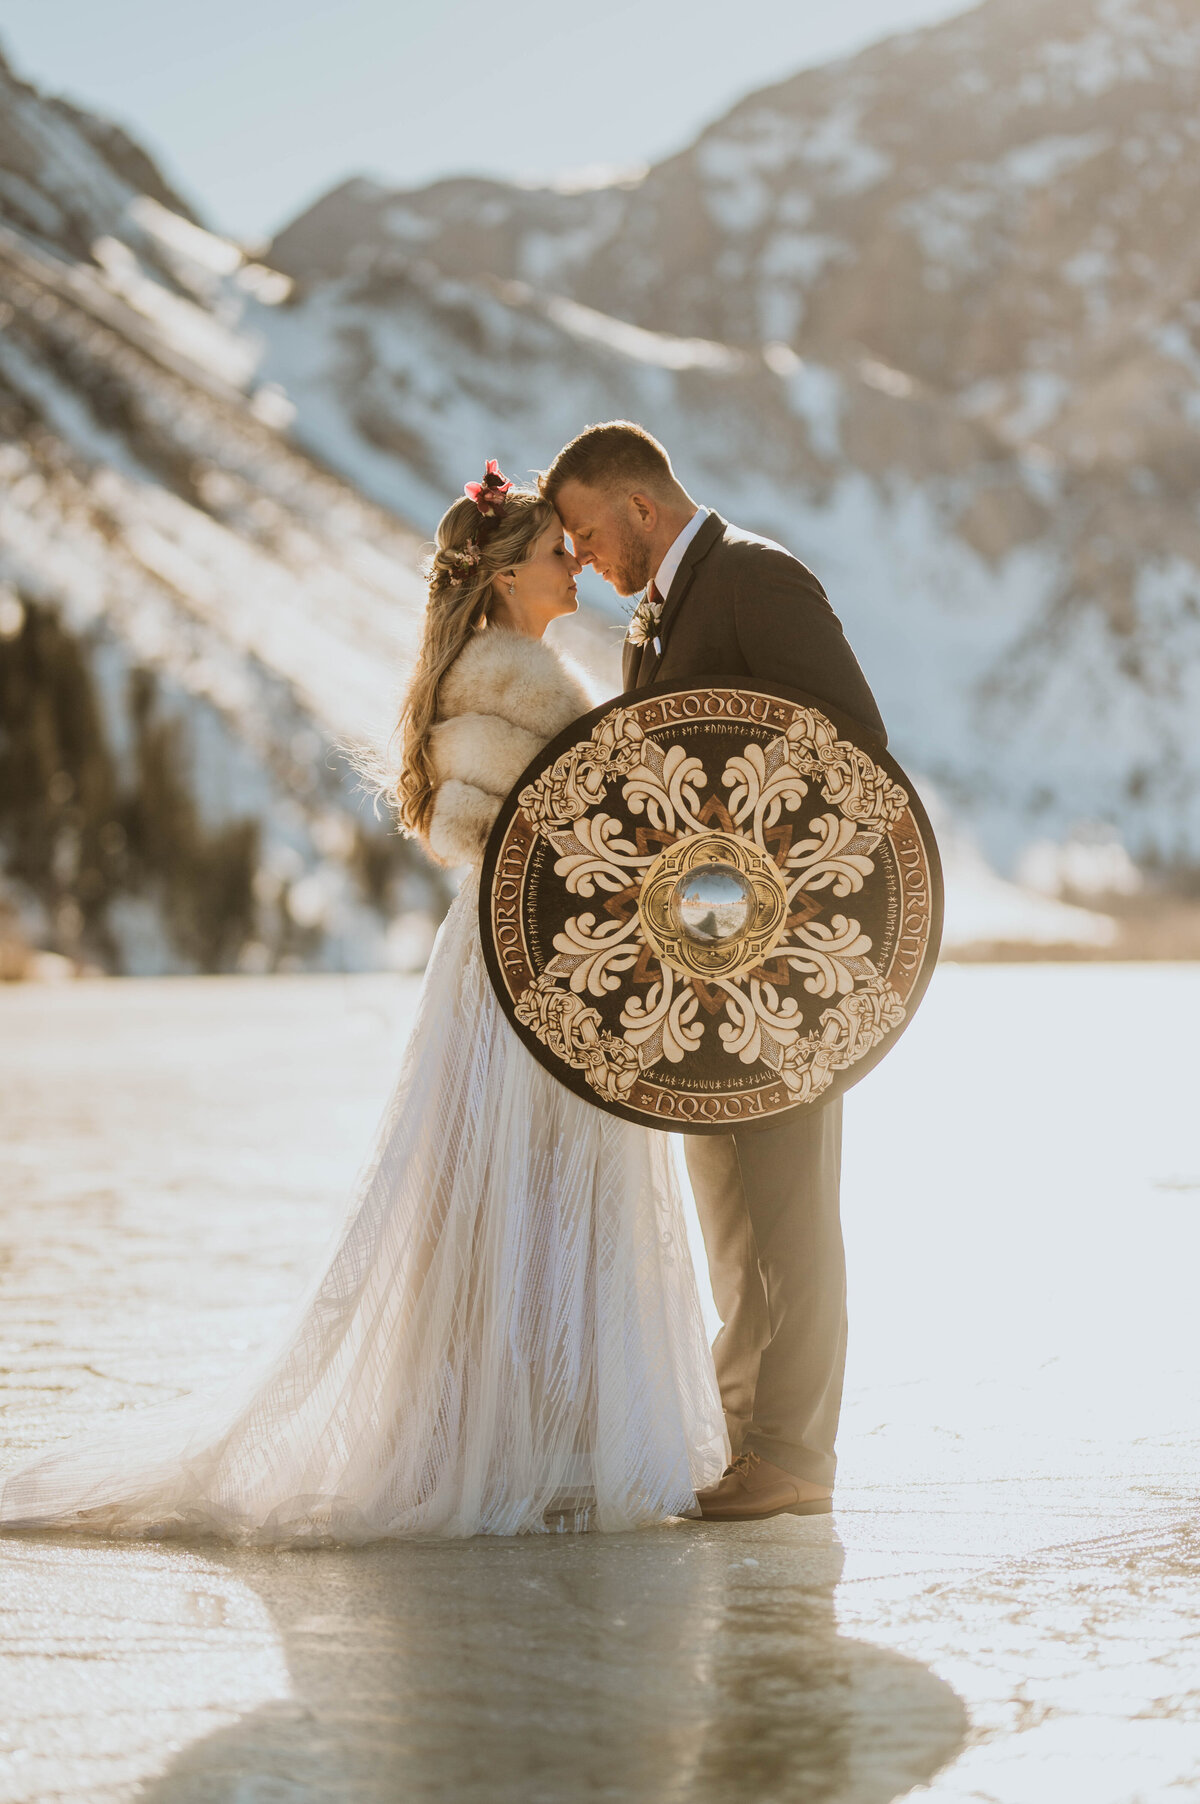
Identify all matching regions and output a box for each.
[684,1098,846,1488]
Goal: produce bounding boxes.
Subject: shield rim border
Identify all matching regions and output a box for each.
[478,674,944,1135]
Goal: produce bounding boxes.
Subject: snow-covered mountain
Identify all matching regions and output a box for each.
[262,0,1200,914]
[1,5,1184,973]
[0,45,464,974]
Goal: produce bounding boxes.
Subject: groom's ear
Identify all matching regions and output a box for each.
[629,492,657,532]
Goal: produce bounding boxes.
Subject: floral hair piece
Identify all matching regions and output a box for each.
[464,459,512,524]
[436,461,513,586]
[443,541,482,585]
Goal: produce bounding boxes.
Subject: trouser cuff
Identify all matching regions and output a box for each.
[743,1431,835,1489]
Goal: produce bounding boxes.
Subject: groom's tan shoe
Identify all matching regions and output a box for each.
[695,1450,833,1521]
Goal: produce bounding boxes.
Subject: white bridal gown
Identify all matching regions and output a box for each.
[0,871,727,1543]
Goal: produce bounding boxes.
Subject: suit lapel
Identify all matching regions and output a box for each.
[633,512,726,688]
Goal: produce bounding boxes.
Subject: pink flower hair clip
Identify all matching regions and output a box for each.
[464,460,512,525]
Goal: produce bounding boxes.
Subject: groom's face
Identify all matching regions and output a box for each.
[556,480,656,598]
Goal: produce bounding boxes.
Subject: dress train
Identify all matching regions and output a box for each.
[0,875,727,1542]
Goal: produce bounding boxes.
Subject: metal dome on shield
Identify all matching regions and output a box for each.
[670,863,756,946]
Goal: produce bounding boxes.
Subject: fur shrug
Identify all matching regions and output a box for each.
[425,627,594,869]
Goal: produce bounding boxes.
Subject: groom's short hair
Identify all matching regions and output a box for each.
[539,421,676,506]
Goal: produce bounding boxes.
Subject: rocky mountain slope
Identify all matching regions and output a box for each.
[0,45,460,974]
[262,0,1200,919]
[0,11,1172,973]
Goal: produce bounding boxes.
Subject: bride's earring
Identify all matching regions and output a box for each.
[509,582,516,597]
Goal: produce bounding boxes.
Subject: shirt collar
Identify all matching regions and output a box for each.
[653,507,708,602]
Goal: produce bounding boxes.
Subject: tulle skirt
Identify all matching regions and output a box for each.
[0,874,727,1542]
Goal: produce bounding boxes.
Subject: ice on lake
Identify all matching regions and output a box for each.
[0,962,1198,1803]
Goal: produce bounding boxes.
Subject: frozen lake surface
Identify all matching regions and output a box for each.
[1,963,1198,1802]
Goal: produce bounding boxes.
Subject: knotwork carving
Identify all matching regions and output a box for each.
[517,709,647,833]
[513,976,641,1102]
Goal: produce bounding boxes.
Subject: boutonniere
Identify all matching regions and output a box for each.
[625,588,664,648]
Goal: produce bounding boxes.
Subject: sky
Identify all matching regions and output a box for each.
[0,0,976,244]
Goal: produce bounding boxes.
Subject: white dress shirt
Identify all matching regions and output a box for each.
[652,507,709,602]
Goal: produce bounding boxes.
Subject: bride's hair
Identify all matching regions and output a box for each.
[390,486,557,838]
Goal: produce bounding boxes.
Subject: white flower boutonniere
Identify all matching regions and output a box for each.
[625,588,664,648]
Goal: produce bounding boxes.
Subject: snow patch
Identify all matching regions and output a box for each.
[895,186,995,273]
[860,359,914,399]
[1018,828,1143,901]
[91,237,261,389]
[995,133,1110,189]
[128,196,242,277]
[541,294,745,373]
[759,231,847,285]
[383,207,439,243]
[780,360,843,460]
[798,103,893,195]
[1003,371,1071,441]
[941,834,1117,951]
[549,164,647,195]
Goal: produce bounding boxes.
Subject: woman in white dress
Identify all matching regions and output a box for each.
[0,467,727,1543]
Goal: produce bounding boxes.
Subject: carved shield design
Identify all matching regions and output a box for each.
[479,679,942,1135]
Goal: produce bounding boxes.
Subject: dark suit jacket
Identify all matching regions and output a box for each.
[621,513,887,745]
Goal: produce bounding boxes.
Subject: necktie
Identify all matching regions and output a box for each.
[645,580,662,655]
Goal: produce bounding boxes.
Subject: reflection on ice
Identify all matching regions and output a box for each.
[138,1523,966,1804]
[1,964,1199,1800]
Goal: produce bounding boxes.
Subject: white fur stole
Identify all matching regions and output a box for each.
[426,628,594,869]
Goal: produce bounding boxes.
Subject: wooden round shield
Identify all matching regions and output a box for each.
[479,678,942,1135]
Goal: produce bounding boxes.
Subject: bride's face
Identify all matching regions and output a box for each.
[491,520,581,638]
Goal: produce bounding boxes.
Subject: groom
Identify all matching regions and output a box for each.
[541,421,887,1521]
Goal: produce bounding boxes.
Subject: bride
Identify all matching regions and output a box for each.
[0,465,727,1543]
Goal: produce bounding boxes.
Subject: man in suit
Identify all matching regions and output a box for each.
[541,420,887,1521]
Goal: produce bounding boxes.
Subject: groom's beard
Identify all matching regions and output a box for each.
[610,523,655,597]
